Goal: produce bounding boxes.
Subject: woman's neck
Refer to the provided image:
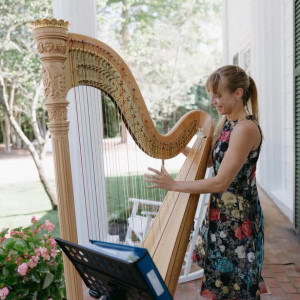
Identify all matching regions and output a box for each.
[226,108,249,122]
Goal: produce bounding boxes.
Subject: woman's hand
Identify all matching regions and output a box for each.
[144,165,175,190]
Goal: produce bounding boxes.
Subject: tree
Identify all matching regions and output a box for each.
[97,0,222,132]
[0,0,57,209]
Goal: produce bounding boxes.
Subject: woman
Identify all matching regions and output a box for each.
[144,65,264,299]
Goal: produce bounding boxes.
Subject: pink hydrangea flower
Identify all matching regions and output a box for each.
[28,255,39,269]
[0,286,9,299]
[17,263,28,276]
[31,216,38,224]
[35,248,40,256]
[50,248,57,258]
[42,220,55,233]
[44,253,51,260]
[49,237,56,247]
[39,247,47,255]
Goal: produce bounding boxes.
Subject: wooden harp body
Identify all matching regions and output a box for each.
[31,19,214,299]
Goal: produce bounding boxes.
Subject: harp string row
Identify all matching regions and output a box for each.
[69,38,168,245]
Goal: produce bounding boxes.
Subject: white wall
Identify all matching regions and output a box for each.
[223,0,294,222]
[222,0,252,66]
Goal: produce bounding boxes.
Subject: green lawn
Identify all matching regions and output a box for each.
[0,180,60,237]
[0,174,170,237]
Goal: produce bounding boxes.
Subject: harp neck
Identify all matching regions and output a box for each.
[31,20,214,159]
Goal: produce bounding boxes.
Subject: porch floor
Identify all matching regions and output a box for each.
[173,187,300,300]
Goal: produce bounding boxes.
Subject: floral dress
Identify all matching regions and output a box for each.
[193,115,264,300]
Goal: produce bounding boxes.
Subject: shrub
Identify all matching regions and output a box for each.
[0,217,65,299]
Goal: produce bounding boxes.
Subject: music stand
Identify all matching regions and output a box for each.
[56,238,173,300]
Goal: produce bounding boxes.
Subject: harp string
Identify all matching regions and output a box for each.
[69,40,91,241]
[80,46,102,240]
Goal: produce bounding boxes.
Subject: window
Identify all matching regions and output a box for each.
[243,49,251,75]
[233,53,239,65]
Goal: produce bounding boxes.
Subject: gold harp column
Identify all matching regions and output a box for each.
[31,19,83,300]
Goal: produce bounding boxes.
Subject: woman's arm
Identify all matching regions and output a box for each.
[144,120,261,194]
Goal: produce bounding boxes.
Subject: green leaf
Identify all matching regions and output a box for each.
[0,253,7,262]
[52,283,65,299]
[14,238,27,252]
[12,227,22,232]
[6,275,18,285]
[55,279,65,289]
[28,242,35,249]
[31,290,38,300]
[23,225,33,231]
[2,266,10,277]
[36,262,50,273]
[30,270,41,283]
[42,272,54,289]
[4,240,16,251]
[54,262,63,281]
[5,262,16,272]
[19,289,30,297]
[0,228,8,238]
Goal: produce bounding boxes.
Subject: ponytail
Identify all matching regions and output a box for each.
[247,76,259,123]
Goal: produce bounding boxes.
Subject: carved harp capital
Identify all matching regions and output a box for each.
[31,18,69,59]
[31,19,70,134]
[30,18,70,29]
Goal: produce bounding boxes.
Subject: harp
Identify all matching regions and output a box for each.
[31,19,214,299]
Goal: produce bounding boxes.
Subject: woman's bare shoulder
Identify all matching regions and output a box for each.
[232,119,261,150]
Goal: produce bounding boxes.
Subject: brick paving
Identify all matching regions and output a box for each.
[173,187,300,300]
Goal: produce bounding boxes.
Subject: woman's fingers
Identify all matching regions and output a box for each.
[144,166,174,190]
[144,174,158,182]
[148,167,162,175]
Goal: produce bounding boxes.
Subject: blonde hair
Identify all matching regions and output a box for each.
[205,65,259,148]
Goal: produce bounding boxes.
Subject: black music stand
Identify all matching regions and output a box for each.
[55,238,173,300]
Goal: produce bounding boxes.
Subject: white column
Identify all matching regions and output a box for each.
[222,0,229,64]
[52,0,109,244]
[53,0,97,37]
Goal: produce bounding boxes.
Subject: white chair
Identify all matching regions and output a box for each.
[125,198,162,245]
[178,167,212,283]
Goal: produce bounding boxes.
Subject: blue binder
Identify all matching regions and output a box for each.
[56,238,173,300]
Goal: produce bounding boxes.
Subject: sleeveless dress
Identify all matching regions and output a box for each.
[193,115,264,300]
